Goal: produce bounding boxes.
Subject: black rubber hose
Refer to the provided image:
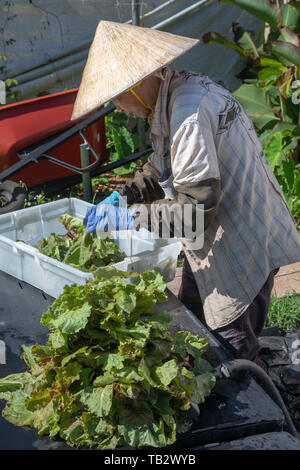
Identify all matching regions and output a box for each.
[214,359,299,439]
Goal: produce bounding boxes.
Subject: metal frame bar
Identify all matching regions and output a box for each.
[0,102,115,182]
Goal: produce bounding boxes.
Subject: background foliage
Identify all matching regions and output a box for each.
[203,0,300,228]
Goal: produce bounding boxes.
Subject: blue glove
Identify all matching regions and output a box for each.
[97,190,126,208]
[83,191,136,233]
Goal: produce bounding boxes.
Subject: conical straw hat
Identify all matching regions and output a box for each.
[71,21,199,120]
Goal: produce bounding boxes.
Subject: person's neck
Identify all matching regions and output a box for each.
[139,75,162,113]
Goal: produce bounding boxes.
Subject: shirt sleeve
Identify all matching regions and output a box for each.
[170,115,220,190]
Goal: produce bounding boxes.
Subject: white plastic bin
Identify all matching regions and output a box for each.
[0,198,182,298]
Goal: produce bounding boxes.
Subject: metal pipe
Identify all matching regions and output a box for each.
[142,0,178,18]
[152,0,213,30]
[11,47,89,86]
[80,144,92,203]
[126,0,213,29]
[10,59,86,102]
[131,0,140,26]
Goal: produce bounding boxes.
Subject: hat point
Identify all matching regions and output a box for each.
[71,21,199,121]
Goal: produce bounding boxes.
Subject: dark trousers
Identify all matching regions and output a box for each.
[178,256,279,362]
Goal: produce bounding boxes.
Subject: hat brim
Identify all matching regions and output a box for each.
[71,21,199,121]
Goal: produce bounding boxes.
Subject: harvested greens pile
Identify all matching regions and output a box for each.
[36,214,125,272]
[0,269,215,449]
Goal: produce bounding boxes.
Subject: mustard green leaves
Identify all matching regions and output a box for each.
[0,270,215,449]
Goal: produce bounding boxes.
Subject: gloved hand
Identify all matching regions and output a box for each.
[96,190,127,208]
[83,191,136,233]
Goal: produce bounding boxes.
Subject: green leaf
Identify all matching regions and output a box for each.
[2,390,35,426]
[138,358,159,387]
[276,68,293,100]
[119,400,154,428]
[221,0,280,30]
[151,393,174,415]
[264,131,283,170]
[21,345,42,374]
[279,26,299,46]
[174,331,209,359]
[61,346,88,367]
[0,372,33,392]
[58,214,83,230]
[202,32,253,57]
[258,67,282,83]
[174,411,193,434]
[259,120,296,148]
[260,57,286,69]
[77,384,113,417]
[50,302,92,335]
[93,373,116,387]
[282,159,295,191]
[48,330,67,350]
[118,418,167,448]
[193,357,214,375]
[191,373,216,404]
[153,359,179,387]
[25,389,52,411]
[114,289,136,314]
[113,162,137,175]
[102,352,124,371]
[290,1,300,16]
[264,41,300,67]
[112,367,144,383]
[92,265,137,281]
[232,22,259,58]
[281,4,300,34]
[82,413,115,437]
[233,84,279,129]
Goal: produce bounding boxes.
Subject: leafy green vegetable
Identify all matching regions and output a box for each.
[36,214,125,272]
[0,270,215,449]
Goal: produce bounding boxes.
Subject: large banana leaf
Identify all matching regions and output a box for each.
[281,4,300,34]
[279,26,299,46]
[290,1,300,16]
[259,121,296,148]
[264,41,300,67]
[220,0,280,30]
[233,84,279,129]
[202,32,253,57]
[264,131,283,170]
[232,23,259,59]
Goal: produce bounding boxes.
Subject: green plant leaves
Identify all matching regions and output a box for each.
[233,84,279,129]
[153,360,179,387]
[264,41,300,67]
[0,270,215,449]
[221,0,281,30]
[105,109,140,175]
[233,22,260,58]
[263,132,283,170]
[36,214,125,272]
[77,385,114,418]
[0,372,33,393]
[205,0,300,229]
[49,302,92,335]
[203,32,253,57]
[279,26,299,46]
[281,3,300,34]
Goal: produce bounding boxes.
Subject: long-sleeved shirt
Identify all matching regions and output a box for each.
[124,68,300,329]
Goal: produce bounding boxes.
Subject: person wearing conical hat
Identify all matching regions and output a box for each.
[74,21,300,368]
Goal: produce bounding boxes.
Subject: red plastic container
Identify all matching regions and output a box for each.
[0,89,107,187]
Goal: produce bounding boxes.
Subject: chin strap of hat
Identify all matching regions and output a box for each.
[129,81,152,111]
